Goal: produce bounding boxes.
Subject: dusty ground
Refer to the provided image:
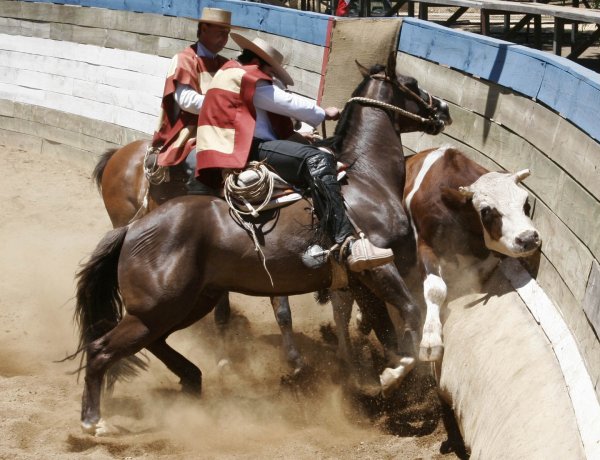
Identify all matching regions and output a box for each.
[0,143,463,459]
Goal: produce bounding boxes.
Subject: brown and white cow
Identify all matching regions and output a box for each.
[404,145,541,362]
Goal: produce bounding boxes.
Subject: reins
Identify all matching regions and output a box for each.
[342,72,440,128]
[345,96,435,125]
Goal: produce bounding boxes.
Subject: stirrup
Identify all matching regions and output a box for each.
[346,235,394,272]
[337,236,355,263]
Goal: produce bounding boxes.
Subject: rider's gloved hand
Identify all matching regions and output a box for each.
[324,107,341,121]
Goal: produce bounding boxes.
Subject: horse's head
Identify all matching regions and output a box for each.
[351,54,452,136]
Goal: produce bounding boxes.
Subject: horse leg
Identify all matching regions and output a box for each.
[354,265,421,396]
[330,288,382,394]
[329,289,355,369]
[82,288,221,436]
[271,296,304,376]
[213,293,232,370]
[146,338,202,394]
[81,313,155,436]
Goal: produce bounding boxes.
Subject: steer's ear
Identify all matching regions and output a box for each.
[441,186,471,208]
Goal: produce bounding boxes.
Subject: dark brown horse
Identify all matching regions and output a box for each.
[93,64,450,375]
[75,56,451,435]
[91,60,451,380]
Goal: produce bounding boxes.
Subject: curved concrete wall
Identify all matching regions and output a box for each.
[1,0,598,457]
[398,18,600,458]
[0,0,331,166]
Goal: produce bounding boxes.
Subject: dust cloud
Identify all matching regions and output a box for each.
[0,144,459,459]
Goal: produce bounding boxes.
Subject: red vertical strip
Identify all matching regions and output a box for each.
[317,16,335,106]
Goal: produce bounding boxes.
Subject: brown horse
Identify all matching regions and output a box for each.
[91,61,451,379]
[75,56,451,435]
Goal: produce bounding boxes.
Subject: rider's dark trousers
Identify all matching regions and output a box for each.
[249,139,353,244]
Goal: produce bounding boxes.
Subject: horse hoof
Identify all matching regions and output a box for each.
[217,359,232,371]
[419,345,443,362]
[81,418,119,437]
[379,356,416,397]
[357,382,383,398]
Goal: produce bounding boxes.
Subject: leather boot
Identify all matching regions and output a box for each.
[305,154,394,271]
[346,236,394,272]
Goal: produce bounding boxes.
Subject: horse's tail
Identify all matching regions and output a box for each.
[74,225,146,389]
[92,148,118,192]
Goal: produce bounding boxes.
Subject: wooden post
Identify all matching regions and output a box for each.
[554,17,564,55]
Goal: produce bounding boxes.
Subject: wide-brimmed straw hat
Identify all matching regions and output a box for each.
[230,33,294,87]
[198,7,239,29]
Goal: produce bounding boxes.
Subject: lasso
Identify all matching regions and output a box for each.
[224,161,276,286]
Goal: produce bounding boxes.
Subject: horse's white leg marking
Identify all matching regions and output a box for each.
[81,417,119,437]
[217,358,232,370]
[419,272,447,362]
[380,356,416,396]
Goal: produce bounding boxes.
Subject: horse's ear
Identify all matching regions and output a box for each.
[386,52,397,79]
[355,59,370,78]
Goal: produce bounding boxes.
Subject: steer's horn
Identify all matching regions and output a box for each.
[458,185,474,198]
[513,169,531,182]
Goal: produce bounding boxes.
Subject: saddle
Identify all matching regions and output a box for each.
[224,156,348,217]
[144,146,347,216]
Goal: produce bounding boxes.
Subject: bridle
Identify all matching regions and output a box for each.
[345,73,443,130]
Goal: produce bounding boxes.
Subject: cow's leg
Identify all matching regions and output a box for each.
[476,253,501,283]
[418,243,446,362]
[271,296,304,376]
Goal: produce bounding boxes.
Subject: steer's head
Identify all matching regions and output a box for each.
[459,170,541,257]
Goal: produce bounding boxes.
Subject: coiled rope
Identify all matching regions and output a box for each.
[223,162,275,218]
[224,161,276,286]
[143,146,169,185]
[128,146,169,224]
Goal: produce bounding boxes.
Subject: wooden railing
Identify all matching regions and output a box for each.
[407,0,600,58]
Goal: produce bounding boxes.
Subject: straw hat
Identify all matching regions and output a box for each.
[198,7,239,29]
[230,33,294,87]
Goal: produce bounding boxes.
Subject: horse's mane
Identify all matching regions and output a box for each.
[316,64,386,159]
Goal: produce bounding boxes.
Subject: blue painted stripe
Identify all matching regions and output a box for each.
[19,0,331,46]
[24,0,201,16]
[399,17,600,142]
[201,0,330,45]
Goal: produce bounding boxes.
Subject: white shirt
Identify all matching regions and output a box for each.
[172,42,216,114]
[175,52,326,138]
[253,81,325,140]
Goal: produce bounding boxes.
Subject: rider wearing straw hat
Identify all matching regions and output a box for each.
[194,34,394,272]
[152,8,238,167]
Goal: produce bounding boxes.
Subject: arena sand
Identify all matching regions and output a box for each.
[0,143,465,459]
